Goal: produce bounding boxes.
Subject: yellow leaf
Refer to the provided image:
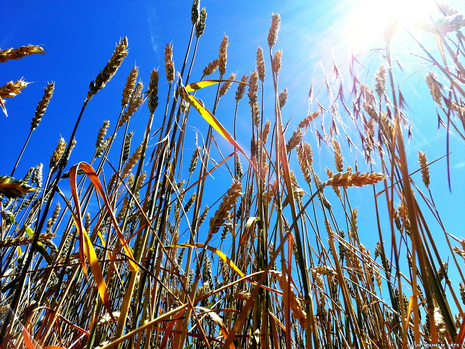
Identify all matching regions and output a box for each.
[185,79,247,92]
[403,295,416,336]
[82,223,111,310]
[169,243,245,278]
[178,83,256,173]
[69,162,138,272]
[185,79,221,92]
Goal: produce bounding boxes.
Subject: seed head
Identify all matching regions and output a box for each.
[425,72,443,106]
[0,45,45,63]
[122,132,134,163]
[286,129,303,153]
[122,142,144,179]
[32,163,43,188]
[325,171,385,188]
[119,81,144,128]
[196,8,207,38]
[375,66,386,98]
[431,12,465,35]
[247,70,259,106]
[0,79,29,99]
[333,139,343,172]
[191,0,200,25]
[256,46,265,83]
[164,44,175,84]
[96,120,110,149]
[298,111,320,129]
[31,82,55,132]
[202,58,219,78]
[87,37,128,102]
[418,151,430,188]
[272,50,282,76]
[122,65,139,108]
[262,120,271,145]
[189,146,201,174]
[50,137,67,173]
[279,88,288,109]
[235,74,248,102]
[251,101,260,126]
[218,35,229,77]
[219,73,236,98]
[149,69,159,114]
[208,181,242,240]
[268,13,281,49]
[47,202,61,233]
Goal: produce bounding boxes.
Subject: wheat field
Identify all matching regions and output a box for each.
[1,1,465,348]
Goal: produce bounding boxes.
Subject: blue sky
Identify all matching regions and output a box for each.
[2,0,465,299]
[3,0,458,172]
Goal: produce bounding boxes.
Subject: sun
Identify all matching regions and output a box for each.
[344,0,436,53]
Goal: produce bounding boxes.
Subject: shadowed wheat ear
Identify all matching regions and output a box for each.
[208,181,242,241]
[0,44,45,63]
[325,171,385,188]
[0,233,55,248]
[191,0,200,25]
[195,8,207,38]
[86,37,128,102]
[0,176,36,199]
[148,69,159,114]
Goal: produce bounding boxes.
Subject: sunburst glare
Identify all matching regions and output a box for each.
[345,0,436,53]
